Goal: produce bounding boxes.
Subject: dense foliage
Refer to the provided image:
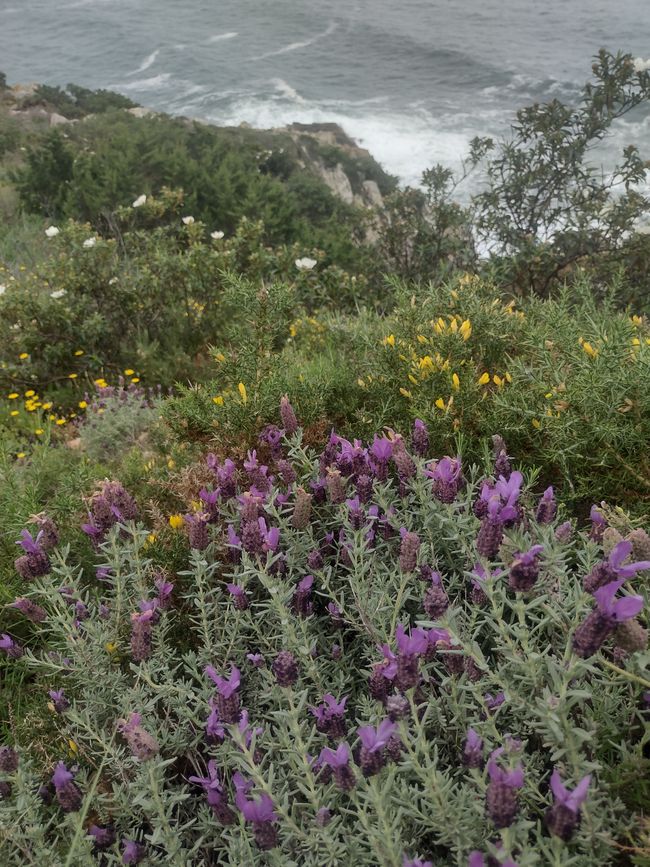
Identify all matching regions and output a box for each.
[1,414,649,865]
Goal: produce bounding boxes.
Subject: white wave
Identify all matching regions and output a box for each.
[125,49,160,77]
[271,78,306,103]
[207,32,239,43]
[252,21,338,61]
[118,73,172,92]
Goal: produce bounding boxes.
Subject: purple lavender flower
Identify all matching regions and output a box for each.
[117,713,159,760]
[189,760,236,825]
[545,770,591,841]
[49,689,70,714]
[121,839,146,865]
[319,742,356,791]
[399,528,421,572]
[272,650,298,687]
[425,456,464,503]
[10,597,47,622]
[205,664,241,723]
[52,762,82,812]
[508,545,544,592]
[280,395,299,434]
[411,419,429,457]
[310,694,348,738]
[394,624,428,691]
[476,496,512,559]
[469,853,518,867]
[0,634,23,659]
[463,727,484,769]
[184,512,210,550]
[589,505,607,541]
[226,583,249,611]
[88,824,115,850]
[292,574,314,618]
[583,540,650,594]
[205,700,225,743]
[154,575,174,609]
[14,529,50,580]
[484,692,506,713]
[536,486,557,524]
[423,571,449,618]
[246,652,265,667]
[259,423,285,458]
[235,778,279,850]
[573,578,644,658]
[0,747,18,773]
[486,749,524,828]
[403,858,433,867]
[555,520,573,543]
[369,435,393,480]
[357,719,397,776]
[130,609,155,662]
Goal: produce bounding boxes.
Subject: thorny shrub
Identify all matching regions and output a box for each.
[1,403,649,865]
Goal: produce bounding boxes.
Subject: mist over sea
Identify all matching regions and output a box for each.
[1,0,649,185]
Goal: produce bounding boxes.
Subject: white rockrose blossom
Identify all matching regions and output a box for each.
[50,289,66,299]
[182,216,195,225]
[132,194,147,208]
[83,237,97,249]
[108,277,119,285]
[45,226,60,238]
[210,230,225,240]
[0,284,6,296]
[295,257,317,271]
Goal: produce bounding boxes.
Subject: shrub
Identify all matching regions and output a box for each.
[1,410,648,864]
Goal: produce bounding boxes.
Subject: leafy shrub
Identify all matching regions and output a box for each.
[1,411,648,864]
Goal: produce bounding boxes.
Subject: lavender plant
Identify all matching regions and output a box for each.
[1,404,648,865]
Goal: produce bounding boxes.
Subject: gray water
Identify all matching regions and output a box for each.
[1,0,649,184]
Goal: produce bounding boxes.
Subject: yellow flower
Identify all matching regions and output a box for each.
[459,319,472,341]
[408,374,418,385]
[450,289,459,300]
[131,377,140,384]
[68,373,78,379]
[68,739,79,756]
[631,315,643,327]
[449,318,458,334]
[419,355,434,374]
[124,368,135,376]
[532,418,541,429]
[399,387,412,398]
[212,395,224,405]
[478,372,490,385]
[238,382,248,404]
[581,340,598,359]
[505,372,512,383]
[631,337,640,346]
[357,378,366,388]
[42,402,52,410]
[19,352,28,360]
[35,429,44,435]
[416,334,428,344]
[17,452,26,459]
[78,400,88,409]
[8,393,18,399]
[74,349,84,356]
[383,334,396,347]
[24,390,35,397]
[94,379,107,389]
[55,418,66,425]
[493,374,504,387]
[10,410,19,417]
[146,533,157,545]
[452,373,460,390]
[169,514,184,530]
[215,352,226,362]
[105,642,118,654]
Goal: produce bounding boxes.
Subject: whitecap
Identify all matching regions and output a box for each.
[125,49,160,77]
[207,32,239,43]
[118,73,172,92]
[252,21,338,61]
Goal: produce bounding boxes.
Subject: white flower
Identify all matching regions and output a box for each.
[132,194,147,208]
[50,289,66,299]
[45,226,60,238]
[182,216,195,225]
[0,284,6,296]
[83,237,97,249]
[210,230,225,240]
[295,257,317,271]
[108,276,119,285]
[633,57,650,73]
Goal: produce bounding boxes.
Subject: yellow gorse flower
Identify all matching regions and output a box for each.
[451,373,460,390]
[169,514,184,530]
[478,372,490,385]
[383,334,396,347]
[238,382,248,404]
[212,395,224,405]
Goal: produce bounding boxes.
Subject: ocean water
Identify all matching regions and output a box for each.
[1,0,649,186]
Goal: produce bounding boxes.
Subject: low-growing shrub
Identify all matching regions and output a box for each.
[1,407,648,864]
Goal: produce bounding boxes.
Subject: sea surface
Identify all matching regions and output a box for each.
[1,0,649,186]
